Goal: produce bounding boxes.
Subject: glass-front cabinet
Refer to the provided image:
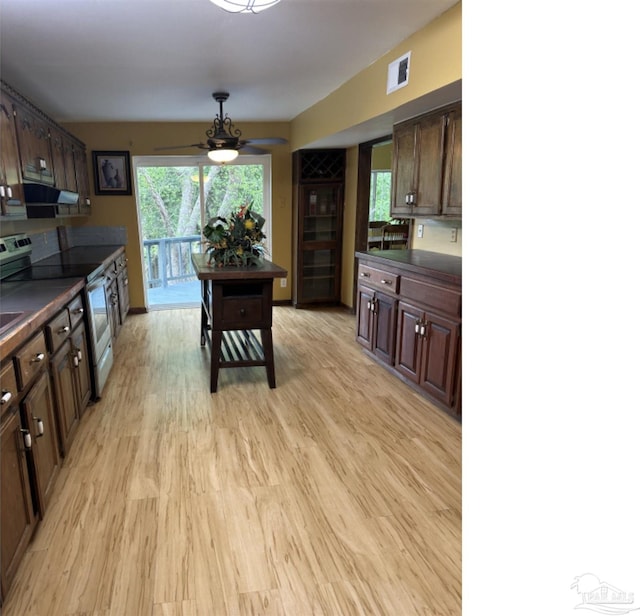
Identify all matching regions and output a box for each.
[293,150,345,307]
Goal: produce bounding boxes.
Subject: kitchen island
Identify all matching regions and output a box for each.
[191,253,287,393]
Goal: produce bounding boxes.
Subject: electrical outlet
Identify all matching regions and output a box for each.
[280,278,287,288]
[417,224,424,239]
[450,228,458,243]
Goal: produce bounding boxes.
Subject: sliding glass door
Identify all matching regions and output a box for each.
[134,155,271,309]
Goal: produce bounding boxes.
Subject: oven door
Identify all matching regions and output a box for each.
[85,275,113,397]
[86,276,111,360]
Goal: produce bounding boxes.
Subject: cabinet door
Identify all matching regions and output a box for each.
[50,340,79,456]
[419,312,459,407]
[413,113,446,216]
[49,125,77,192]
[0,91,25,214]
[73,144,91,211]
[442,106,462,216]
[391,121,417,216]
[356,286,375,350]
[372,292,397,365]
[13,102,54,185]
[71,324,92,415]
[21,372,60,517]
[1,408,36,598]
[395,301,423,383]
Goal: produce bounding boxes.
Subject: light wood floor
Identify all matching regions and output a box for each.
[3,306,461,616]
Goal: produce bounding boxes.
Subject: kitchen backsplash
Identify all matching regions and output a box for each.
[411,218,462,257]
[27,226,128,263]
[60,225,127,248]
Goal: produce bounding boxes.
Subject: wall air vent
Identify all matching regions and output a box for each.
[387,51,411,94]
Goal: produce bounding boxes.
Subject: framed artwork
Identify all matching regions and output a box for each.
[92,150,132,195]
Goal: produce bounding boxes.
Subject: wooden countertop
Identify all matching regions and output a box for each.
[191,253,287,281]
[355,249,462,285]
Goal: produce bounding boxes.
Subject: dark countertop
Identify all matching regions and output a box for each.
[355,249,462,285]
[191,253,287,281]
[0,278,86,358]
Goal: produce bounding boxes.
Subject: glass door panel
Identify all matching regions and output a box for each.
[300,248,336,301]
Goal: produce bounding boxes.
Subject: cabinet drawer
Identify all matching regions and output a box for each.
[14,332,48,390]
[68,294,85,330]
[400,276,461,318]
[220,297,264,328]
[358,264,399,294]
[1,361,19,410]
[46,309,71,353]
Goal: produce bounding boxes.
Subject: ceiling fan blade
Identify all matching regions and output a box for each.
[244,137,288,145]
[154,143,207,151]
[239,145,268,155]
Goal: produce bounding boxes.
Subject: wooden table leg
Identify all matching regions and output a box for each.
[210,330,222,393]
[260,328,276,388]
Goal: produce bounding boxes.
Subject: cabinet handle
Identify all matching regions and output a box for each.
[420,324,426,336]
[73,308,84,315]
[31,353,45,363]
[1,390,12,405]
[33,416,45,437]
[360,272,370,278]
[380,279,392,285]
[367,300,371,311]
[21,429,32,450]
[58,325,70,334]
[7,187,12,199]
[77,350,82,362]
[415,322,421,334]
[0,185,5,198]
[239,308,246,316]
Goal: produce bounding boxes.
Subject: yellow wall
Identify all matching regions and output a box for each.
[371,142,392,171]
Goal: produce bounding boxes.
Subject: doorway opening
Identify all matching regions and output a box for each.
[133,155,272,310]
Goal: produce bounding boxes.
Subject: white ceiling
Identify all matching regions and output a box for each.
[0,0,459,147]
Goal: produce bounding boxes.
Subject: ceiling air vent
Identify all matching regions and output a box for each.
[387,51,411,95]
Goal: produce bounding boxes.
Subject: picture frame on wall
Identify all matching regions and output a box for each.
[92,150,132,195]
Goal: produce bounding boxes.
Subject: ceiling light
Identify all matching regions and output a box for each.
[208,149,239,163]
[209,0,281,14]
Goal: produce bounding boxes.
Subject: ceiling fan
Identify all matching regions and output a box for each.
[155,91,287,163]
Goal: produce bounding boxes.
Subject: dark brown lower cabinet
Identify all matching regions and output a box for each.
[356,286,397,365]
[71,324,92,416]
[396,301,460,408]
[355,250,462,419]
[21,371,61,517]
[50,340,80,456]
[1,407,37,600]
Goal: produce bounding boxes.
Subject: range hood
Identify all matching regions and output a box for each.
[23,183,80,218]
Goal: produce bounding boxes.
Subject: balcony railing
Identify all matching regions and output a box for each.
[143,235,202,288]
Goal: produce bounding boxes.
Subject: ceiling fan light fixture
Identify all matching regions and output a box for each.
[208,148,240,163]
[209,0,281,14]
